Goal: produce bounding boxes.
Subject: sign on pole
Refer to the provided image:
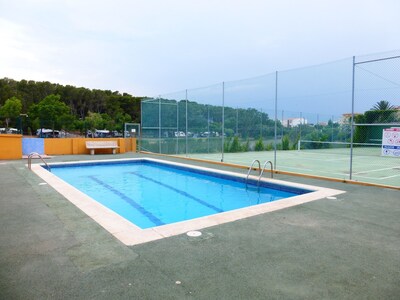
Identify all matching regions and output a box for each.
[382,127,400,157]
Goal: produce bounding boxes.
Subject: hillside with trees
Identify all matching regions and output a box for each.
[0,78,142,135]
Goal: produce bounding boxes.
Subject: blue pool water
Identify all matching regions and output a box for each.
[51,160,310,229]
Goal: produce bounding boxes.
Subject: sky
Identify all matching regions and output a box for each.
[1,0,400,105]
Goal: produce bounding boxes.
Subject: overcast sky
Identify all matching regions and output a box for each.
[1,0,400,98]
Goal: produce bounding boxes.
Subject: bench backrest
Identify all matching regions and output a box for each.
[86,141,118,148]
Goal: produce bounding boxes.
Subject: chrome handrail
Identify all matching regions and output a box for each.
[258,160,273,186]
[28,152,51,172]
[245,159,261,187]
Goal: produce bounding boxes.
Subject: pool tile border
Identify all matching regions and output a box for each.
[31,158,345,246]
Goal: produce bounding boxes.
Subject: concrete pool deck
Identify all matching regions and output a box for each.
[1,153,399,299]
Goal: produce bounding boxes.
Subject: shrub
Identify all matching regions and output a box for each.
[265,142,274,151]
[282,135,290,150]
[229,136,242,152]
[255,138,264,151]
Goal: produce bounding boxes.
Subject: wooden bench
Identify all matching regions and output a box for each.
[86,141,119,155]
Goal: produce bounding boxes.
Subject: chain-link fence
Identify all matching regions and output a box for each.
[141,51,400,188]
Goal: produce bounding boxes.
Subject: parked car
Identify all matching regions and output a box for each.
[174,131,186,137]
[36,128,60,138]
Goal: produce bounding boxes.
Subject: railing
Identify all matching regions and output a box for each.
[246,159,274,189]
[245,159,261,187]
[258,160,273,186]
[28,152,51,172]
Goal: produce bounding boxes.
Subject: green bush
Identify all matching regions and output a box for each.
[282,135,290,150]
[229,136,242,152]
[255,138,264,151]
[243,139,250,151]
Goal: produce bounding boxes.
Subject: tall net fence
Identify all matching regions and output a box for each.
[141,51,400,188]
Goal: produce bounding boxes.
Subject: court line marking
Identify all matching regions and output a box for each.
[352,166,400,175]
[185,153,399,183]
[380,174,400,180]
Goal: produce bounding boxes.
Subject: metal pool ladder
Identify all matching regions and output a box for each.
[245,159,274,188]
[245,159,261,187]
[28,152,51,172]
[258,160,273,186]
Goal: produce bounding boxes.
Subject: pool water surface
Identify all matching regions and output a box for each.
[51,161,306,229]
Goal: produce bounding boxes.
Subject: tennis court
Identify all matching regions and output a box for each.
[182,147,400,188]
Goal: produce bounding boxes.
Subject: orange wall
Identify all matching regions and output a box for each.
[44,138,137,155]
[0,135,23,159]
[0,136,136,159]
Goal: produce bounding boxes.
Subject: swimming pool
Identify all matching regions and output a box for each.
[31,158,345,245]
[50,160,308,229]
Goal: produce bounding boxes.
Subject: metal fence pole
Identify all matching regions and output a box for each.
[176,100,179,154]
[207,105,210,153]
[349,56,356,180]
[158,97,161,154]
[185,90,188,157]
[140,100,143,152]
[221,82,225,162]
[274,71,278,169]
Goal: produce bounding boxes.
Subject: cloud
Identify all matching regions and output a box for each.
[0,0,400,97]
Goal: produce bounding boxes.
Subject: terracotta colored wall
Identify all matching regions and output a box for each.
[0,135,22,159]
[44,138,137,155]
[0,137,136,159]
[45,138,73,155]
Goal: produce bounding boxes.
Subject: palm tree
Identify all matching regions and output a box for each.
[369,100,397,123]
[372,100,394,111]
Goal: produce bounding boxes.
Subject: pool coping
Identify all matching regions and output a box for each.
[30,158,346,246]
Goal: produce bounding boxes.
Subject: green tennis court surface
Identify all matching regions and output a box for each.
[182,147,400,188]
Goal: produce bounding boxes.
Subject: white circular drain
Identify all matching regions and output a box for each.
[326,196,337,200]
[38,182,47,186]
[186,231,202,237]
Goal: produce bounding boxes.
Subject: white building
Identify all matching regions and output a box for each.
[282,118,308,127]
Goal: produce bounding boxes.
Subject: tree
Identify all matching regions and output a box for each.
[372,100,395,111]
[0,97,22,128]
[85,112,106,133]
[368,100,398,123]
[29,94,70,131]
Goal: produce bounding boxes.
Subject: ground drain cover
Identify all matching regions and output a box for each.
[326,196,337,200]
[186,231,202,237]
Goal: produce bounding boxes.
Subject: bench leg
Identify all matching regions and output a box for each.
[112,149,116,154]
[90,149,94,155]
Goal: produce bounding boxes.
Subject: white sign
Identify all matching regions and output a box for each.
[382,127,400,157]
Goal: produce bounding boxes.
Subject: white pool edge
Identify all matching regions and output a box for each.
[30,158,346,246]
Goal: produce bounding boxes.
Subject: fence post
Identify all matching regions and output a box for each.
[140,100,142,152]
[207,105,210,153]
[158,97,161,154]
[176,99,179,155]
[274,71,278,169]
[185,89,188,157]
[221,82,225,162]
[350,56,356,180]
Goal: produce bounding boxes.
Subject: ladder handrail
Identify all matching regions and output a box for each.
[258,160,273,186]
[28,152,51,172]
[245,159,261,187]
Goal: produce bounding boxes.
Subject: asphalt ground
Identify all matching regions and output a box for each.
[1,153,399,299]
